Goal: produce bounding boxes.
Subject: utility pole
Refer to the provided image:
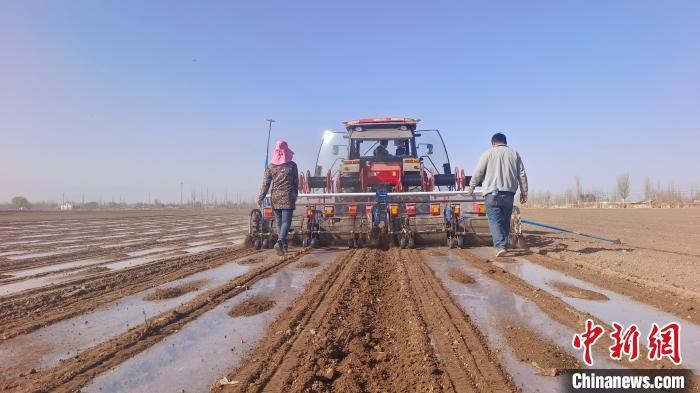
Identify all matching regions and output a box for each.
[264,119,275,168]
[180,182,183,207]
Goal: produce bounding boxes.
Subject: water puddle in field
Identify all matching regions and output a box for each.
[83,250,339,393]
[5,250,62,260]
[424,249,618,392]
[127,247,173,257]
[182,244,226,254]
[465,247,700,373]
[0,251,25,257]
[0,252,279,379]
[0,258,114,297]
[157,235,189,242]
[5,257,114,279]
[96,254,168,271]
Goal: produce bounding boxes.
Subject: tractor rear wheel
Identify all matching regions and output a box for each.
[408,238,415,249]
[253,239,262,250]
[261,239,270,249]
[310,238,320,248]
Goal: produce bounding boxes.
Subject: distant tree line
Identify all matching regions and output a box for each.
[527,175,698,208]
[1,195,257,211]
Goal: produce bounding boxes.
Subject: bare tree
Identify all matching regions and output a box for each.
[575,176,583,207]
[617,173,630,203]
[644,177,656,202]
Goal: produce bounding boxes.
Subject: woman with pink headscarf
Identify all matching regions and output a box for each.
[257,140,298,255]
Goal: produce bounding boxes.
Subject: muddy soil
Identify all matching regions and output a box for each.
[549,281,609,301]
[456,249,684,371]
[144,279,210,301]
[523,251,699,325]
[500,321,581,376]
[8,249,309,392]
[0,248,257,340]
[238,257,265,265]
[448,267,476,284]
[228,295,276,317]
[523,208,700,296]
[295,260,321,269]
[3,209,699,392]
[217,248,514,393]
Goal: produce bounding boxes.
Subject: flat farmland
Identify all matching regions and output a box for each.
[0,208,697,392]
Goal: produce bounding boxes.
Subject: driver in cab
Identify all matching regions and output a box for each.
[373,140,392,158]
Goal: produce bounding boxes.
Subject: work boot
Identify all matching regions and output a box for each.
[495,248,507,258]
[275,241,285,256]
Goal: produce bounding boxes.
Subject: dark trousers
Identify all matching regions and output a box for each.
[484,192,514,250]
[274,209,293,249]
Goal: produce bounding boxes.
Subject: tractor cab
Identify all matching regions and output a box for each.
[302,117,461,193]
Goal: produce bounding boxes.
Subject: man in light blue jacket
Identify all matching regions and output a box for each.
[468,133,528,257]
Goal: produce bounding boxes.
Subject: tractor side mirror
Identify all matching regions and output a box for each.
[427,144,434,154]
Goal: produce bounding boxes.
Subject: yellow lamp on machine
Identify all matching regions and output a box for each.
[389,204,399,217]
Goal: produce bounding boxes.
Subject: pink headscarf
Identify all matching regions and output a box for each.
[270,140,294,165]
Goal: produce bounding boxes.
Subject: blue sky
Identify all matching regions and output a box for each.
[1,0,699,203]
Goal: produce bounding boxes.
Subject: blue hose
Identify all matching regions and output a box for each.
[521,219,621,244]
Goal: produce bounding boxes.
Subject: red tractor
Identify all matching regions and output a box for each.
[249,117,521,249]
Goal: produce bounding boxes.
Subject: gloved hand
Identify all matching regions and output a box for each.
[520,194,527,204]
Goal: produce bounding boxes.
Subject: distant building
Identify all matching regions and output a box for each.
[60,203,73,211]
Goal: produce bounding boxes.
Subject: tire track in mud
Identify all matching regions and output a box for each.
[8,248,311,393]
[453,249,681,371]
[399,249,516,392]
[0,247,258,340]
[217,248,514,393]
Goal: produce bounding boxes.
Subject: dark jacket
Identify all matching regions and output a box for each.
[373,145,391,157]
[257,162,299,210]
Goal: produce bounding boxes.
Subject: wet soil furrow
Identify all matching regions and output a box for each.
[0,229,246,286]
[0,225,247,274]
[400,249,516,392]
[0,247,258,340]
[215,250,358,392]
[454,249,678,370]
[522,252,699,325]
[219,248,514,393]
[9,249,310,393]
